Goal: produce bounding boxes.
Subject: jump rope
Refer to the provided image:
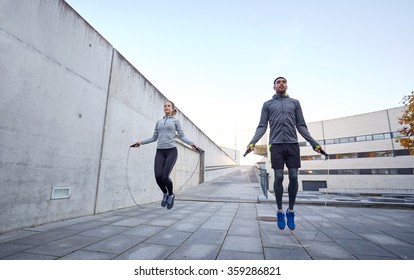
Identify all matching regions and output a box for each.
[125,145,201,208]
[127,143,329,250]
[245,147,331,249]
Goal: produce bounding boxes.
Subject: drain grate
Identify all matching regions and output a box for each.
[256,216,276,222]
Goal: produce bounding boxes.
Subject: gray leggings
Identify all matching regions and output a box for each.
[274,168,298,210]
[154,147,178,195]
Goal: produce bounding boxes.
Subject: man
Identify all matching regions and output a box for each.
[246,77,324,230]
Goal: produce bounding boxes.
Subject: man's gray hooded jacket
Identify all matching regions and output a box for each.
[249,94,319,148]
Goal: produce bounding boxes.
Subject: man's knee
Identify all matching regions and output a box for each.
[274,169,284,182]
[288,169,298,180]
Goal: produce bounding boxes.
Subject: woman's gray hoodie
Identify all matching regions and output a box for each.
[141,116,193,149]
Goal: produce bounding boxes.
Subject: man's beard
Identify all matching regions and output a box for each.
[276,90,286,95]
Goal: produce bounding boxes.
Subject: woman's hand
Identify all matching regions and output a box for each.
[130,141,141,148]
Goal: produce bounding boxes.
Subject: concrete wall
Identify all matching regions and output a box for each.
[0,0,237,233]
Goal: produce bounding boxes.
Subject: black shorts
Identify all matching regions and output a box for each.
[270,143,301,169]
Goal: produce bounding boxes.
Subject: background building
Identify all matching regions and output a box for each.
[258,106,413,193]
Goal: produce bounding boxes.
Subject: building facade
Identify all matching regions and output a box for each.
[257,106,413,193]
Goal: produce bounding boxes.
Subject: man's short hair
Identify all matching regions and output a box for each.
[273,76,287,85]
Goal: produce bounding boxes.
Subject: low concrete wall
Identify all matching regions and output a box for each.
[0,0,237,233]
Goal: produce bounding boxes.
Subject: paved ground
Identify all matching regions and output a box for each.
[0,166,413,260]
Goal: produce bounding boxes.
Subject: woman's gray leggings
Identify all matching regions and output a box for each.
[154,147,178,195]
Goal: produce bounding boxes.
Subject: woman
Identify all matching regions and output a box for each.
[131,100,197,209]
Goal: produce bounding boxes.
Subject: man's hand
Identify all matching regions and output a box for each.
[244,144,255,157]
[314,145,328,158]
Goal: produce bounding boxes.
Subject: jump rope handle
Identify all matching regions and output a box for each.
[130,143,141,148]
[315,146,329,160]
[243,149,251,157]
[243,144,254,157]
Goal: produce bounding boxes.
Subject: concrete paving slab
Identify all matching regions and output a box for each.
[222,235,262,253]
[167,219,203,232]
[77,225,130,238]
[59,250,117,260]
[111,217,150,227]
[0,243,36,259]
[144,230,192,247]
[63,221,109,231]
[264,247,311,260]
[2,252,57,260]
[120,225,166,237]
[304,241,358,260]
[200,215,234,231]
[83,235,146,254]
[167,243,221,260]
[185,229,227,245]
[114,243,176,260]
[25,235,100,257]
[334,238,398,258]
[228,218,260,236]
[217,250,264,260]
[9,229,81,246]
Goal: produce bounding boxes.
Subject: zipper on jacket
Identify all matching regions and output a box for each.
[281,97,287,142]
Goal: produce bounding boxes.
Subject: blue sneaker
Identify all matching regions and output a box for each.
[166,194,175,209]
[286,209,295,230]
[161,194,168,207]
[277,211,286,230]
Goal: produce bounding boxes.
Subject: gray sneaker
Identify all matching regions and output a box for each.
[161,194,168,207]
[166,194,175,209]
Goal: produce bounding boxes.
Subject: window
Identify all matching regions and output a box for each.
[394,149,410,156]
[375,151,393,157]
[301,170,314,175]
[377,169,390,175]
[356,136,366,141]
[357,152,369,158]
[373,133,384,140]
[303,168,413,175]
[399,168,414,175]
[389,169,398,175]
[393,131,402,138]
[339,137,349,143]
